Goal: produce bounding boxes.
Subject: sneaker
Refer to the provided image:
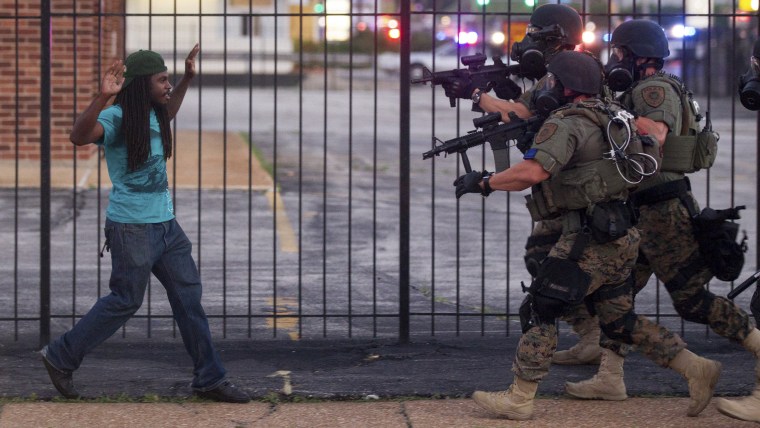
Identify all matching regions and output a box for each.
[195,380,251,403]
[40,346,80,399]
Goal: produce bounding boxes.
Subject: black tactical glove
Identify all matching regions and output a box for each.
[442,76,477,100]
[453,170,492,199]
[493,79,522,101]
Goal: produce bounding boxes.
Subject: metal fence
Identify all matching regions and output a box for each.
[1,0,759,346]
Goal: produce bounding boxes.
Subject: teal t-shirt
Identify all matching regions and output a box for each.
[96,104,174,223]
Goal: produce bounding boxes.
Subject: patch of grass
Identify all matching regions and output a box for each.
[240,132,274,178]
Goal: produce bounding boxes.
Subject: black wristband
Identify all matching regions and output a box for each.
[482,174,493,196]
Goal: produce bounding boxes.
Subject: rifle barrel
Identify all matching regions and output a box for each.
[728,270,760,300]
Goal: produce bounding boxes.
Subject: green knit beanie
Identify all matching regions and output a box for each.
[122,50,167,88]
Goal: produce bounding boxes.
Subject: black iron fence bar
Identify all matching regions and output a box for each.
[372,0,380,339]
[70,0,78,333]
[39,0,51,348]
[146,0,154,339]
[321,6,328,338]
[399,0,411,344]
[13,0,20,341]
[296,1,303,340]
[96,2,105,322]
[171,0,179,340]
[272,0,280,340]
[347,0,354,338]
[248,0,255,339]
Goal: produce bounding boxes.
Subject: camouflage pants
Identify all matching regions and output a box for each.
[559,193,753,358]
[514,227,687,382]
[637,195,752,341]
[562,302,633,356]
[523,218,564,276]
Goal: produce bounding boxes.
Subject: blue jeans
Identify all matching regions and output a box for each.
[45,218,226,390]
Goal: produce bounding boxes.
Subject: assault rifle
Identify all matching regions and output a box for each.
[727,270,760,327]
[412,53,531,110]
[422,111,543,173]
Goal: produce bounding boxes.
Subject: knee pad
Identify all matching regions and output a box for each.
[533,257,591,304]
[524,251,547,278]
[524,232,561,277]
[672,288,715,324]
[519,293,564,333]
[600,310,637,344]
[592,279,636,344]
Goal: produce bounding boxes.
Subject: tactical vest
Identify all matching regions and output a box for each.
[622,72,718,173]
[525,101,658,222]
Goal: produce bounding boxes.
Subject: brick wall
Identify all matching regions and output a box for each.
[0,0,125,161]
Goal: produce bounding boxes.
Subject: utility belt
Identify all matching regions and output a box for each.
[561,200,636,245]
[630,177,697,215]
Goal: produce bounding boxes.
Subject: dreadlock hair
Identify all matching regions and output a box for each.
[114,75,173,171]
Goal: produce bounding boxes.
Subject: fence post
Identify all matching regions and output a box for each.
[399,0,411,343]
[39,0,51,348]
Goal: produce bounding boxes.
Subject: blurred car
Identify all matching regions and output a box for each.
[377,43,484,80]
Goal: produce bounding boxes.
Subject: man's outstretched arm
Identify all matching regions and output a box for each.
[167,43,200,120]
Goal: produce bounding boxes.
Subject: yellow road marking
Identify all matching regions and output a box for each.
[265,188,299,253]
[265,297,299,341]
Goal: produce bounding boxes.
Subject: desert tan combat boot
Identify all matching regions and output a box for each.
[472,377,538,420]
[552,316,602,365]
[564,348,627,400]
[668,349,722,417]
[715,329,760,423]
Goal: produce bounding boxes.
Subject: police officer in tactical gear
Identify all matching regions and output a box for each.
[455,50,721,421]
[551,19,678,368]
[442,3,582,123]
[738,39,760,111]
[552,20,759,424]
[442,6,595,361]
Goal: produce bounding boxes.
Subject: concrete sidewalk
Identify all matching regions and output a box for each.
[0,398,753,428]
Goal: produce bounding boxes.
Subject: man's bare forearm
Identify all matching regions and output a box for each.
[69,93,111,146]
[478,92,533,122]
[167,75,193,120]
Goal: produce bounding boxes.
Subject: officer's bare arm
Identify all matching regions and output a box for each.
[634,116,668,146]
[478,91,533,122]
[483,159,550,192]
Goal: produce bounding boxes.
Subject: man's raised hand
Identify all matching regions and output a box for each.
[185,43,200,78]
[101,60,124,97]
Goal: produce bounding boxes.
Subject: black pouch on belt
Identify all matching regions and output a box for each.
[587,201,634,244]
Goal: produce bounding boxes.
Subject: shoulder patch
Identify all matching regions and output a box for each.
[535,123,558,144]
[642,86,665,108]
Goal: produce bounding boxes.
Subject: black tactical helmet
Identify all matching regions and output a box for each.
[547,51,602,95]
[611,19,670,58]
[530,4,583,46]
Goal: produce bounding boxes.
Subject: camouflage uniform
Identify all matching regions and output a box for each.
[624,73,752,342]
[637,75,749,340]
[513,99,687,382]
[560,73,754,361]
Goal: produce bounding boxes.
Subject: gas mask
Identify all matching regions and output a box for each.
[533,73,569,116]
[739,56,760,111]
[510,25,565,80]
[604,47,636,92]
